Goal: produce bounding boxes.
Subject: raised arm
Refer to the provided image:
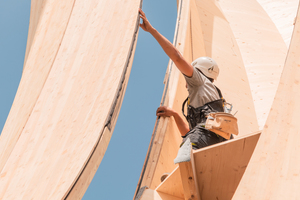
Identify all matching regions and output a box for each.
[139,9,194,77]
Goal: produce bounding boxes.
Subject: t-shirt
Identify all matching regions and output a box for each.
[184,67,220,108]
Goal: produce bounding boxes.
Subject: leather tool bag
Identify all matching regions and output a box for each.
[205,112,239,139]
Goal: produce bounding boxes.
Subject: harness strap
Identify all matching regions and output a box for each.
[182,85,224,120]
[182,97,189,119]
[214,86,223,99]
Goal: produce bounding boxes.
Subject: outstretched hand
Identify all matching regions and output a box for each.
[139,9,154,32]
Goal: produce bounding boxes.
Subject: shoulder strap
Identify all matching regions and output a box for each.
[214,85,223,99]
[182,97,189,119]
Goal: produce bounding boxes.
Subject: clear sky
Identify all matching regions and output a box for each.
[0,0,177,199]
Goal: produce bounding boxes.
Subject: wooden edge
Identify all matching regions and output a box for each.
[193,131,261,154]
[64,127,113,199]
[178,147,201,200]
[64,2,142,197]
[134,0,191,197]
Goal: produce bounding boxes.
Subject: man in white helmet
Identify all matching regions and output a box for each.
[139,9,229,149]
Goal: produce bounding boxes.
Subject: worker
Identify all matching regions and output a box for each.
[139,9,229,150]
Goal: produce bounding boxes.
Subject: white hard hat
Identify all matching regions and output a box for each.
[191,57,219,80]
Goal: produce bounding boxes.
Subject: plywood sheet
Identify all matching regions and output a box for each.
[0,0,141,199]
[156,166,184,198]
[233,4,300,199]
[218,0,288,129]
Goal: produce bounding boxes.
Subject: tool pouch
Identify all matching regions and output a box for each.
[205,112,238,139]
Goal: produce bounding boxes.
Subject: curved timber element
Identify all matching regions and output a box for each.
[0,0,142,199]
[233,4,300,199]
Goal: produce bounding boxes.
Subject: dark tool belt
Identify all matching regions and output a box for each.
[182,98,224,130]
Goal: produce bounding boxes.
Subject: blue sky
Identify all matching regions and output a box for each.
[0,0,177,199]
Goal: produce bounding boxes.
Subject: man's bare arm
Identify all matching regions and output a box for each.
[139,9,194,77]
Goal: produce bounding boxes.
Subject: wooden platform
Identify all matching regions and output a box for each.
[138,132,261,200]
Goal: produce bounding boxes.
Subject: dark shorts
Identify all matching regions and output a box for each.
[181,124,228,150]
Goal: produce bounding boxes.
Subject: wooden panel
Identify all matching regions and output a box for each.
[0,0,76,173]
[233,4,300,199]
[194,132,261,200]
[0,0,141,199]
[156,166,184,198]
[218,0,288,129]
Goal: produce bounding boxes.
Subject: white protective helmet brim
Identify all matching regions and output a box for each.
[191,57,219,80]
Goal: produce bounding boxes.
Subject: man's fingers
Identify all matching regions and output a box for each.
[139,8,145,16]
[156,107,165,115]
[156,108,163,114]
[139,15,146,22]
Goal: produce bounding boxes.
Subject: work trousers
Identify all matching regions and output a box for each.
[181,124,228,150]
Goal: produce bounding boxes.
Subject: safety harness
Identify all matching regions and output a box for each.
[182,86,224,130]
